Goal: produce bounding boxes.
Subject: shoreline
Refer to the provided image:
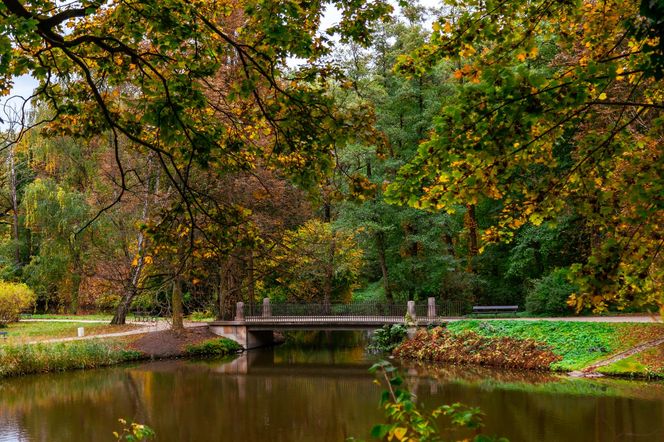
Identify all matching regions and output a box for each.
[391,320,664,380]
[0,327,243,380]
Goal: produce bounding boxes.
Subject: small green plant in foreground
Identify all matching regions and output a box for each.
[362,360,508,442]
[184,338,243,356]
[113,419,155,441]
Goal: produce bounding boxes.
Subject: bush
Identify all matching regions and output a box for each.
[0,281,36,325]
[525,268,577,315]
[188,310,214,322]
[184,338,243,356]
[368,324,407,353]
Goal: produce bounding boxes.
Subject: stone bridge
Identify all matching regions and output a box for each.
[209,298,464,348]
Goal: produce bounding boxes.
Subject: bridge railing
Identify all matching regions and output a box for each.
[236,299,466,322]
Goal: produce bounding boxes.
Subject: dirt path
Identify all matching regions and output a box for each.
[580,336,664,374]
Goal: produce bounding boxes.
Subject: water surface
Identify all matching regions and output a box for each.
[1,332,663,441]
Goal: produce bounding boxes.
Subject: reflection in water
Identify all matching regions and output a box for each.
[0,331,663,442]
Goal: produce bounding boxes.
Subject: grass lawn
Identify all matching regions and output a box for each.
[24,313,114,321]
[446,320,664,371]
[0,321,138,345]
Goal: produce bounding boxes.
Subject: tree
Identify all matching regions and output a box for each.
[388,0,663,313]
[0,0,396,325]
[272,219,364,304]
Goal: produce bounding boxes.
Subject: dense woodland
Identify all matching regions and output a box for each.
[0,0,661,326]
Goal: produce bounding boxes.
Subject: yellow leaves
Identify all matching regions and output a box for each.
[598,92,607,100]
[458,44,476,58]
[390,427,408,441]
[516,46,539,62]
[529,212,544,226]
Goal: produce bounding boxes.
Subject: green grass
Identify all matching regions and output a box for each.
[0,340,144,378]
[596,342,664,379]
[446,320,664,371]
[25,313,114,321]
[351,281,386,302]
[184,338,243,356]
[596,356,650,377]
[0,321,137,344]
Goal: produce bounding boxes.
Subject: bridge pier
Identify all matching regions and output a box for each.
[208,323,275,350]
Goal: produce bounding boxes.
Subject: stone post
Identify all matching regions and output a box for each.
[406,300,417,339]
[427,297,436,318]
[235,301,245,321]
[262,298,271,317]
[407,300,416,321]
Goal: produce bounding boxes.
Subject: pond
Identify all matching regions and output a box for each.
[1,331,663,441]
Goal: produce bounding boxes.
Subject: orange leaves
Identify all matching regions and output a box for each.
[393,328,562,370]
[452,64,482,83]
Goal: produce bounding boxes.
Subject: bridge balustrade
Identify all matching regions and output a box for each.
[236,299,466,323]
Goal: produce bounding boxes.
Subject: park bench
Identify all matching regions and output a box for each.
[471,305,519,317]
[0,331,8,339]
[132,310,158,323]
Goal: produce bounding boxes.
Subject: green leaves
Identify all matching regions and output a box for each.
[385,0,664,313]
[366,360,508,441]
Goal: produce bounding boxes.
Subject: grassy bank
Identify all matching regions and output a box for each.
[184,338,243,356]
[0,340,144,378]
[0,327,242,379]
[393,320,664,376]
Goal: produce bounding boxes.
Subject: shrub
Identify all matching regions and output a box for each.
[184,338,243,356]
[188,310,214,321]
[368,324,407,353]
[525,268,577,315]
[0,281,36,325]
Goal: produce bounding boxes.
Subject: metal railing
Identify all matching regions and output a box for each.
[235,298,466,323]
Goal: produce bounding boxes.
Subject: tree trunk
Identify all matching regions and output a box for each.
[375,231,393,303]
[246,250,255,314]
[8,146,20,267]
[218,258,241,320]
[465,204,479,272]
[171,276,184,332]
[323,233,336,312]
[111,157,157,325]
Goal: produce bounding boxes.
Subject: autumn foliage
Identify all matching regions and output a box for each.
[393,327,562,371]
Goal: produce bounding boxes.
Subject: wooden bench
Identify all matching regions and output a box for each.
[471,305,519,317]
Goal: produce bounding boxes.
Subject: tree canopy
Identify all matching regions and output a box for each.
[0,0,661,321]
